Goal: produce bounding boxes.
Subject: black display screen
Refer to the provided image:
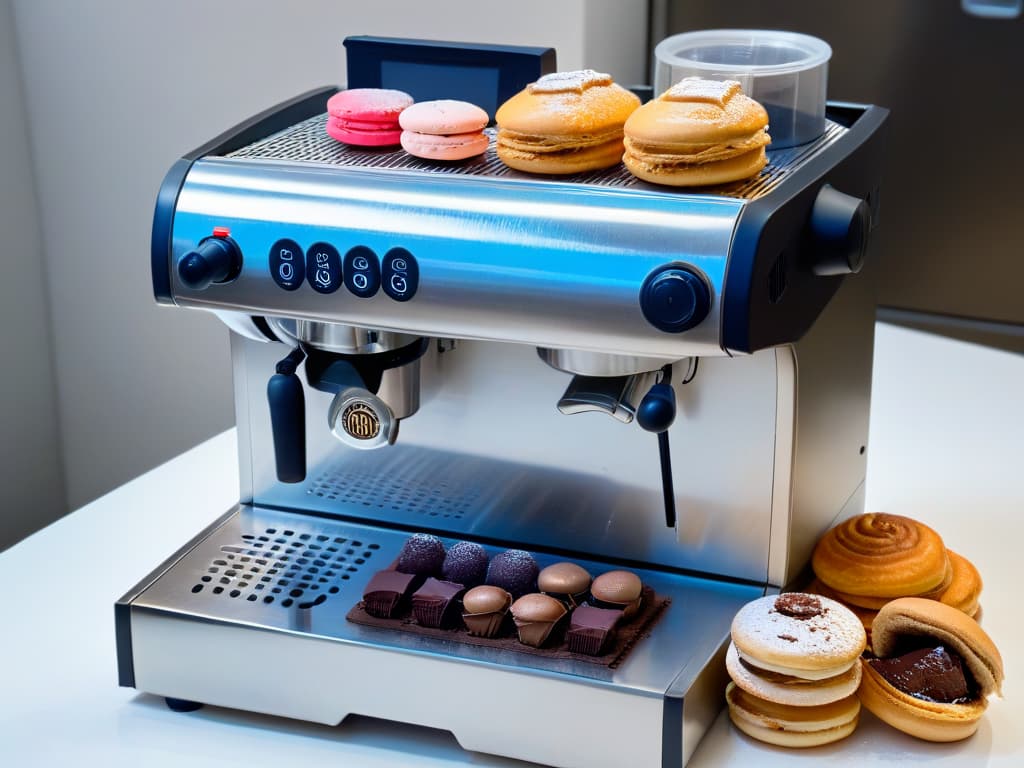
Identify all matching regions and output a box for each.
[381,60,501,117]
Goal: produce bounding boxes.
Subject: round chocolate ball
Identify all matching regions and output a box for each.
[396,533,446,576]
[441,541,489,587]
[485,549,539,598]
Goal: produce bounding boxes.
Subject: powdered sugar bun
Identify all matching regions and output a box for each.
[731,593,867,677]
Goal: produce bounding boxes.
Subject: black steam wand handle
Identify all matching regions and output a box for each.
[267,347,307,483]
[636,368,677,528]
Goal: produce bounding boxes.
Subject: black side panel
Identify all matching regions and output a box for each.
[151,86,339,304]
[661,693,684,768]
[722,103,889,352]
[114,601,135,687]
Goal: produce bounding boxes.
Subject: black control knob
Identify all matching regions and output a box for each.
[809,185,870,276]
[178,236,241,290]
[639,266,711,333]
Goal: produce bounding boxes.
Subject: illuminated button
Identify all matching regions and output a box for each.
[343,246,380,298]
[381,247,418,302]
[305,242,342,294]
[269,238,304,291]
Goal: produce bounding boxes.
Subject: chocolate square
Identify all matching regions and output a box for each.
[412,577,466,628]
[567,604,622,655]
[362,569,417,618]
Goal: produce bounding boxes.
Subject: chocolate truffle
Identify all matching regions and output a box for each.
[441,541,489,587]
[567,604,622,655]
[510,593,567,648]
[396,533,446,577]
[462,584,513,637]
[486,549,540,598]
[362,569,417,618]
[411,577,465,628]
[590,570,643,620]
[538,562,592,608]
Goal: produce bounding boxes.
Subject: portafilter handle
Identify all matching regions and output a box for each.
[267,347,307,483]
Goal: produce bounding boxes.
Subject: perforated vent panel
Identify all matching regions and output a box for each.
[189,526,380,609]
[226,113,848,201]
[307,469,478,522]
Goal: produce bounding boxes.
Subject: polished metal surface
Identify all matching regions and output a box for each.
[226,115,848,202]
[128,505,761,693]
[557,370,659,423]
[328,387,397,449]
[294,319,419,355]
[537,347,675,377]
[241,334,783,582]
[170,157,740,358]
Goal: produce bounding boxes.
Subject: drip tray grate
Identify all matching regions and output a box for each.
[189,525,380,609]
[225,113,848,201]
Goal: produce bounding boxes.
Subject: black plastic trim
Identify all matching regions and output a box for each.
[661,692,684,768]
[150,86,339,304]
[722,103,889,353]
[114,601,135,687]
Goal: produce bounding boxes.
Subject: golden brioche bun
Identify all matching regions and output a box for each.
[624,145,766,187]
[872,598,1003,697]
[494,70,639,175]
[938,550,983,617]
[624,77,769,145]
[726,683,860,748]
[621,77,769,187]
[812,513,949,598]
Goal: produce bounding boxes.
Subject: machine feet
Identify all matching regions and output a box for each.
[165,697,203,712]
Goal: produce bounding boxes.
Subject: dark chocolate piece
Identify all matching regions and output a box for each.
[774,593,823,619]
[442,541,489,587]
[868,645,973,704]
[362,569,417,618]
[411,577,465,628]
[486,549,539,598]
[567,604,622,655]
[396,533,446,576]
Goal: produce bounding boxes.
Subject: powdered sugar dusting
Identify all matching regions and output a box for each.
[664,77,741,107]
[530,69,612,94]
[732,593,866,664]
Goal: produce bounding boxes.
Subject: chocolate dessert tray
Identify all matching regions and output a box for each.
[127,504,760,688]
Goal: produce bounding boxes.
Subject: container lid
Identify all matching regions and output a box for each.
[655,29,831,77]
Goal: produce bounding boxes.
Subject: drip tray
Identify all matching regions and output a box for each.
[127,505,761,695]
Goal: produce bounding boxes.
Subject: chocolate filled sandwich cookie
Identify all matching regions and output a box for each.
[725,593,866,747]
[858,597,1004,742]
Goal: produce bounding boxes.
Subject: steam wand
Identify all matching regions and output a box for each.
[267,346,307,483]
[636,365,677,528]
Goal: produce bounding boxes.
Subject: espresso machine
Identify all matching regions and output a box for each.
[118,38,887,768]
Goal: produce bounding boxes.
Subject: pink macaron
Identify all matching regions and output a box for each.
[399,99,490,161]
[326,88,413,147]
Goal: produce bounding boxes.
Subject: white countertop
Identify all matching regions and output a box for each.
[3,322,1022,766]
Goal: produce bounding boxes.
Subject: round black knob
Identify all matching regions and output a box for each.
[637,383,676,433]
[178,236,241,290]
[639,266,711,333]
[809,185,870,276]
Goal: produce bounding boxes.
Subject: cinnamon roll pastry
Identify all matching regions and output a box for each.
[812,513,949,600]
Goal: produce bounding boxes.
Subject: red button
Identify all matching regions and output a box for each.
[212,226,231,238]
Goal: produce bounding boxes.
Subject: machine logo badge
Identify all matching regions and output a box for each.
[342,402,381,440]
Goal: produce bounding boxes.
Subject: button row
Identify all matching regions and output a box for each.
[269,240,418,301]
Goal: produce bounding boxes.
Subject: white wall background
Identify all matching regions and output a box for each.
[2,0,648,536]
[0,0,65,549]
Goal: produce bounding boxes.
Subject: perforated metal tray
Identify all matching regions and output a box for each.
[226,113,848,201]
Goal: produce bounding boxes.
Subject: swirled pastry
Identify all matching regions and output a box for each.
[812,513,949,600]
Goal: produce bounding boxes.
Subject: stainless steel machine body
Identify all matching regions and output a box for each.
[119,83,887,767]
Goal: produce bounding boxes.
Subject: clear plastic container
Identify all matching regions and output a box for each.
[654,29,832,149]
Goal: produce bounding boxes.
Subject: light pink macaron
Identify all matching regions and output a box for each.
[399,99,490,161]
[326,88,413,147]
